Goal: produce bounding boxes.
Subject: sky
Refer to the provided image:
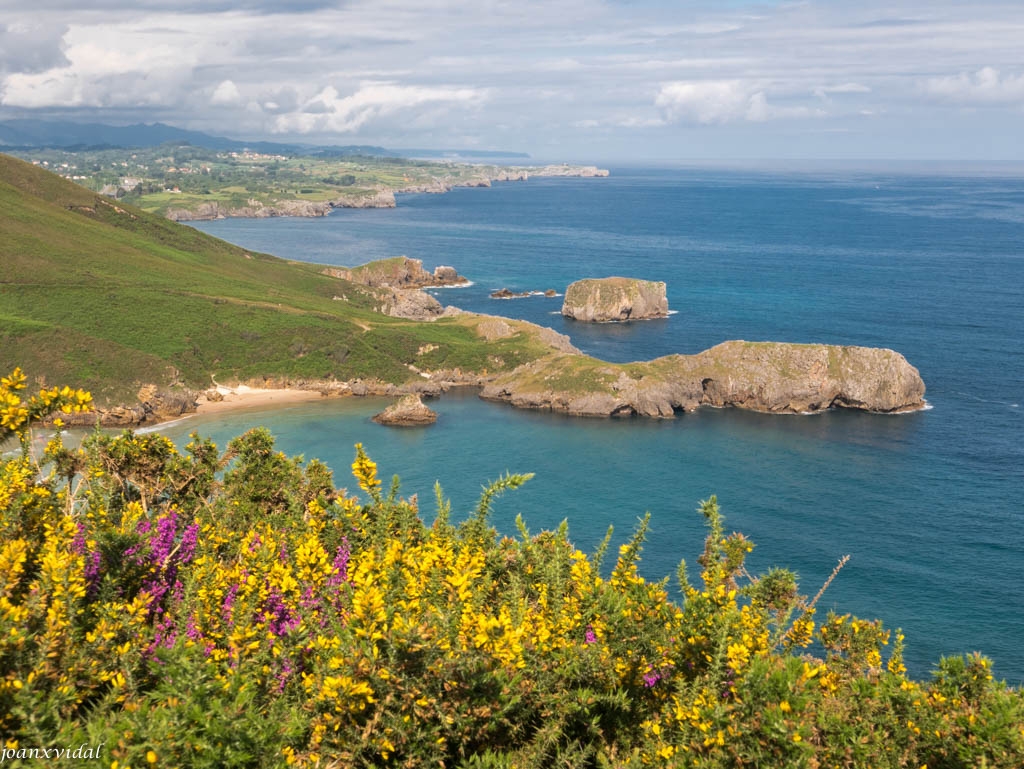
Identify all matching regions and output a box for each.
[1,0,1023,162]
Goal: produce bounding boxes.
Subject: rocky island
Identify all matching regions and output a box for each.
[561,277,669,322]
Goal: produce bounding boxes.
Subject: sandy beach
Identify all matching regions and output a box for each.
[194,384,329,417]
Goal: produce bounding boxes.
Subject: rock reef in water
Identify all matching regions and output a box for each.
[480,341,926,418]
[561,277,669,322]
[490,288,558,299]
[372,393,438,426]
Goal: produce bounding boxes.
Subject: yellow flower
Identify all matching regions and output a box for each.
[351,443,381,494]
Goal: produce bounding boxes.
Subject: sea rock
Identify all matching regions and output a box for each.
[372,394,438,426]
[561,277,669,322]
[433,265,460,283]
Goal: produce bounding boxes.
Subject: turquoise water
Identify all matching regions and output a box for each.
[183,168,1024,682]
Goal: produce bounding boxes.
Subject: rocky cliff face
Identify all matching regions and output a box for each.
[480,342,926,417]
[561,277,669,322]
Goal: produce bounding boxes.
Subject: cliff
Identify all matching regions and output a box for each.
[562,277,669,322]
[480,341,926,417]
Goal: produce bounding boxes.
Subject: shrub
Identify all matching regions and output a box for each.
[1,368,1022,767]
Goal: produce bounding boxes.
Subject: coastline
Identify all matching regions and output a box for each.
[162,165,610,222]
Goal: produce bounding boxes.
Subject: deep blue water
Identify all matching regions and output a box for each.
[184,168,1024,682]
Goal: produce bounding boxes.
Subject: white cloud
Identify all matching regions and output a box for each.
[655,80,757,124]
[654,81,822,124]
[923,67,1024,104]
[210,79,242,106]
[272,82,487,134]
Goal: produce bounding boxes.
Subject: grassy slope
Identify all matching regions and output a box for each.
[0,154,550,405]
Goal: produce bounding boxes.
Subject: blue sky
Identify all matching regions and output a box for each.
[1,0,1023,161]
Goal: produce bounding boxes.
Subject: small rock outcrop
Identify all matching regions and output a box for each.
[377,288,445,320]
[561,277,669,322]
[323,257,468,289]
[372,394,438,426]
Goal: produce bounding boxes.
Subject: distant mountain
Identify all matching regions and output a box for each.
[0,120,237,150]
[0,119,529,159]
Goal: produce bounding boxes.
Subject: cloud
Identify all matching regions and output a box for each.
[210,79,242,106]
[272,82,487,134]
[655,81,757,124]
[654,81,821,124]
[923,67,1024,105]
[0,23,70,74]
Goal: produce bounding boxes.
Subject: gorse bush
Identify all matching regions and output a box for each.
[1,367,1022,768]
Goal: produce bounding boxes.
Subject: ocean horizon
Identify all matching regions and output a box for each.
[183,166,1024,683]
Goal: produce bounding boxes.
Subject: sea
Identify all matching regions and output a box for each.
[178,166,1023,683]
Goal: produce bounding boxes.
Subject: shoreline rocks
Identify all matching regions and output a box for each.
[561,277,669,322]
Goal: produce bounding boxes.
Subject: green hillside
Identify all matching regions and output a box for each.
[0,154,550,405]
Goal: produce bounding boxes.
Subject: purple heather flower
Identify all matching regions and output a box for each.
[275,659,294,693]
[222,583,240,624]
[145,614,178,660]
[71,521,87,555]
[178,523,200,564]
[643,670,663,688]
[84,550,102,598]
[186,614,201,641]
[150,510,178,567]
[584,625,597,645]
[263,589,300,637]
[249,533,262,553]
[328,539,350,588]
